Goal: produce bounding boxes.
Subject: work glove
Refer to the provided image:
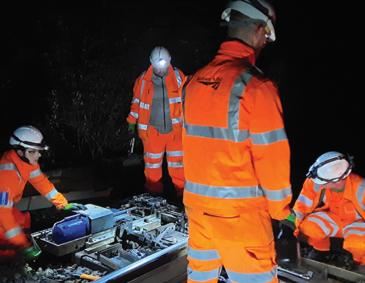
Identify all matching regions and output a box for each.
[128,123,136,135]
[280,211,296,231]
[63,203,86,211]
[23,245,42,261]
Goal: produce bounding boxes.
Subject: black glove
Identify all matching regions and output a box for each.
[280,211,296,231]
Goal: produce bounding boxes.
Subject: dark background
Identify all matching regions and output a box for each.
[0,0,363,197]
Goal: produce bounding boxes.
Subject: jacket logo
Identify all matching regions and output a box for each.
[197,77,222,90]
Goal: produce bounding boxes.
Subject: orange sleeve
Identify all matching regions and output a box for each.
[28,168,68,209]
[249,80,292,220]
[293,178,318,222]
[126,75,143,124]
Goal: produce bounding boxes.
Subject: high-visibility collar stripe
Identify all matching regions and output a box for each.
[185,180,263,199]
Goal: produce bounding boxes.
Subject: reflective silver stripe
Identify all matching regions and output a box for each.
[168,161,183,168]
[262,186,291,201]
[297,194,313,207]
[44,188,58,200]
[138,124,148,130]
[357,181,365,210]
[140,79,146,97]
[185,180,263,199]
[184,70,253,143]
[130,111,139,119]
[314,212,339,237]
[169,97,181,104]
[0,201,14,208]
[5,226,22,239]
[185,124,250,142]
[188,247,220,261]
[132,98,140,104]
[174,68,182,87]
[343,222,365,233]
[140,102,150,110]
[251,128,287,145]
[226,267,277,283]
[188,267,219,282]
[344,229,365,238]
[166,150,183,157]
[172,118,181,124]
[294,210,304,221]
[29,169,42,179]
[0,163,17,171]
[355,210,363,220]
[314,183,322,192]
[307,216,330,236]
[144,152,164,159]
[145,162,162,169]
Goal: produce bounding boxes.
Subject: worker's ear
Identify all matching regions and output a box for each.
[16,149,24,157]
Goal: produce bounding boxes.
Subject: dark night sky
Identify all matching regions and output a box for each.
[0,0,363,193]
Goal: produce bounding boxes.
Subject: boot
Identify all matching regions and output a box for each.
[307,248,330,262]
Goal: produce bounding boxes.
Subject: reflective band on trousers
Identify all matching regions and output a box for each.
[188,268,220,282]
[166,150,183,157]
[188,247,220,261]
[5,226,22,239]
[169,97,181,104]
[44,188,58,200]
[314,212,339,237]
[140,102,150,110]
[307,216,330,236]
[343,222,365,238]
[29,169,42,179]
[297,194,313,207]
[144,152,164,159]
[168,161,183,168]
[145,162,162,169]
[226,267,277,283]
[185,180,263,199]
[262,186,291,201]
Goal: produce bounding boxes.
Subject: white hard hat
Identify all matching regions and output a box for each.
[221,0,276,42]
[9,125,49,151]
[150,46,171,70]
[307,151,353,185]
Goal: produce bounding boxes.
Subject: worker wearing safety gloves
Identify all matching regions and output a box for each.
[0,126,83,261]
[127,46,185,196]
[182,1,294,282]
[293,151,365,265]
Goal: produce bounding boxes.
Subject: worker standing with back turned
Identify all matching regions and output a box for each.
[182,1,294,282]
[127,46,186,197]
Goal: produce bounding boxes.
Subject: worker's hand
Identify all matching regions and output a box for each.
[128,123,136,134]
[63,203,86,211]
[23,245,41,261]
[280,211,296,231]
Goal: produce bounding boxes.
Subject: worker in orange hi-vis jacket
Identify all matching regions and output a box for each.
[181,1,294,282]
[293,151,365,265]
[127,46,186,197]
[0,125,82,261]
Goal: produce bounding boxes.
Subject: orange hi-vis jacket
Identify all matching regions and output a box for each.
[182,40,292,220]
[293,173,365,223]
[0,150,68,247]
[127,64,185,139]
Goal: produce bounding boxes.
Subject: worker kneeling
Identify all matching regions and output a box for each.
[293,151,365,265]
[0,125,81,261]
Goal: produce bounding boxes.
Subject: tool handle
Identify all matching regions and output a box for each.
[80,274,100,281]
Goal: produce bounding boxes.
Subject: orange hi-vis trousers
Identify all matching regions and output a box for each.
[186,207,278,283]
[142,126,184,194]
[299,211,365,264]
